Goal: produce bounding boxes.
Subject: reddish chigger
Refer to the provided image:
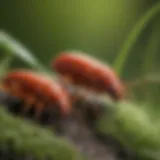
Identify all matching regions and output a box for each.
[1,70,71,117]
[51,52,125,101]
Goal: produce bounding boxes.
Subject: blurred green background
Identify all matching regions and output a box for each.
[0,0,160,104]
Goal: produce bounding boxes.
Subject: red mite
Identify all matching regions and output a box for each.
[0,70,71,118]
[51,52,125,101]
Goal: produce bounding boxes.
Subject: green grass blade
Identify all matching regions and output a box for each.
[0,30,47,72]
[113,2,160,76]
[0,54,13,77]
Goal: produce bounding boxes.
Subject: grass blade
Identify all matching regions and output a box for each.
[113,2,160,76]
[0,54,13,77]
[0,30,47,72]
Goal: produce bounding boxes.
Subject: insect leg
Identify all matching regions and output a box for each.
[22,95,36,114]
[34,101,44,121]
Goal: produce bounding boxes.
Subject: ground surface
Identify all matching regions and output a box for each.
[0,90,137,160]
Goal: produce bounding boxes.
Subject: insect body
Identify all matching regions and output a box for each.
[0,70,71,119]
[52,52,125,101]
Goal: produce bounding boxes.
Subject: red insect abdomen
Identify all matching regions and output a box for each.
[52,52,125,101]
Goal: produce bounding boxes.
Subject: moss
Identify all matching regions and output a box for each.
[0,106,85,160]
[96,101,160,160]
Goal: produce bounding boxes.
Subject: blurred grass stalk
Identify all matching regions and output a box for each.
[96,101,160,160]
[0,30,47,72]
[0,54,13,77]
[142,21,160,102]
[114,1,160,76]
